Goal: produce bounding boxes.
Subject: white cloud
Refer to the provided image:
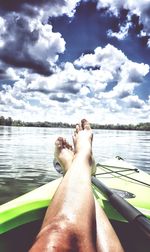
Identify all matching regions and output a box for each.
[107,21,132,40]
[97,0,150,46]
[96,0,150,23]
[28,20,66,64]
[0,1,82,20]
[5,68,20,80]
[0,1,149,124]
[25,0,82,21]
[0,90,26,109]
[120,61,149,82]
[0,42,149,124]
[0,14,66,76]
[97,0,124,16]
[75,44,149,97]
[74,44,127,88]
[0,17,6,47]
[123,95,145,109]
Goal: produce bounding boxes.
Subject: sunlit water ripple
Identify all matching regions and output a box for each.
[0,126,149,204]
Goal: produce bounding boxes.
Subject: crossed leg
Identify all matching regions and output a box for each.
[29,120,124,252]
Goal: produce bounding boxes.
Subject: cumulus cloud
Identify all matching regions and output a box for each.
[0,15,65,76]
[0,65,20,80]
[0,0,149,79]
[97,0,150,45]
[0,89,26,109]
[0,0,149,125]
[0,42,149,124]
[96,0,150,28]
[107,21,132,40]
[75,44,149,96]
[25,60,109,99]
[73,43,149,123]
[123,95,145,109]
[0,1,86,77]
[75,44,127,70]
[0,0,81,19]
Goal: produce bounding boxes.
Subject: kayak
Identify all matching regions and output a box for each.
[0,157,150,252]
[95,157,150,221]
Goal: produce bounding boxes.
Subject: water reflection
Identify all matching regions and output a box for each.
[0,126,149,204]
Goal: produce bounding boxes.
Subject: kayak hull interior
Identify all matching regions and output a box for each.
[1,215,150,252]
[0,158,150,251]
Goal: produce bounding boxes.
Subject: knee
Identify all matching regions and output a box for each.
[38,214,76,237]
[36,215,81,250]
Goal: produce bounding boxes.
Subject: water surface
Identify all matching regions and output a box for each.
[0,126,149,204]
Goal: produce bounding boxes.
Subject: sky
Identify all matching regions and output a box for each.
[0,0,150,125]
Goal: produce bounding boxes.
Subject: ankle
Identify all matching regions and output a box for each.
[74,151,92,166]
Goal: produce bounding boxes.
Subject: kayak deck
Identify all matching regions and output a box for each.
[0,158,150,235]
[95,158,150,221]
[0,178,62,234]
[0,158,150,251]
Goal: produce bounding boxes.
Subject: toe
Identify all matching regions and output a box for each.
[75,124,80,133]
[55,137,63,149]
[66,142,73,150]
[62,138,67,148]
[60,138,73,151]
[81,119,91,130]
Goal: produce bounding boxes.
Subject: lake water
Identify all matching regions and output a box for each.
[0,126,150,204]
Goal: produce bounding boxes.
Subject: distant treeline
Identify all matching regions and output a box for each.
[0,116,150,131]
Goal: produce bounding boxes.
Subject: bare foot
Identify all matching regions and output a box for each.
[73,119,93,155]
[54,137,74,173]
[73,119,96,175]
[54,120,96,175]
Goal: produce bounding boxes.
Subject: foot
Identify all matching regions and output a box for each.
[73,119,96,175]
[54,137,74,173]
[73,119,93,154]
[54,120,96,175]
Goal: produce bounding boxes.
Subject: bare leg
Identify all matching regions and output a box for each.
[95,198,124,252]
[29,120,124,252]
[29,120,97,251]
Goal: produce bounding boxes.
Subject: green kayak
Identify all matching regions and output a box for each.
[0,157,150,251]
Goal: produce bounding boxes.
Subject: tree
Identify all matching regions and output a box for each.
[5,117,13,126]
[0,116,5,125]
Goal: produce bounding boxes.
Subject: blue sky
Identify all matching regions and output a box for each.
[0,0,149,124]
